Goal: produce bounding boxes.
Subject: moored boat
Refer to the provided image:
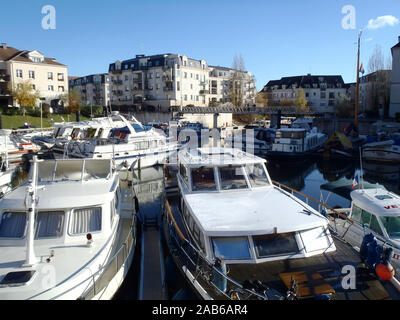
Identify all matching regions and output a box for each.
[163,147,400,300]
[0,157,138,299]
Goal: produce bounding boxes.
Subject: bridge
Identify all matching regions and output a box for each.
[170,105,332,116]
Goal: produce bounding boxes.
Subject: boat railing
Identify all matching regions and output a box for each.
[165,200,269,300]
[50,216,136,300]
[271,180,354,234]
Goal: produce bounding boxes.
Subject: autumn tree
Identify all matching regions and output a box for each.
[62,88,82,114]
[256,92,269,106]
[9,80,40,116]
[295,87,310,112]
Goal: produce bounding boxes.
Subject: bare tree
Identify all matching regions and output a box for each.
[229,54,245,107]
[366,45,391,116]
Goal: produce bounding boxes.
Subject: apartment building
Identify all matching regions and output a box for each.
[108,53,256,111]
[69,73,111,107]
[0,43,68,109]
[390,36,400,118]
[359,70,391,115]
[261,74,347,112]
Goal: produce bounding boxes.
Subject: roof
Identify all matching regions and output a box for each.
[178,147,266,167]
[0,45,66,66]
[351,188,400,217]
[184,187,327,236]
[320,178,385,201]
[263,74,345,91]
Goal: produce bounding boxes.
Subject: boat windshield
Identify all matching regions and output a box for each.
[245,164,270,187]
[191,167,216,191]
[218,166,248,190]
[212,237,251,260]
[379,216,400,238]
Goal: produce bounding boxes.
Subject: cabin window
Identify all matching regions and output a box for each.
[0,212,26,238]
[54,127,61,138]
[218,166,247,190]
[370,215,384,236]
[253,233,299,258]
[179,164,189,185]
[34,211,65,239]
[70,207,102,235]
[139,141,149,150]
[351,205,362,222]
[380,216,400,238]
[245,164,270,187]
[86,128,97,139]
[150,140,157,148]
[71,128,80,139]
[212,237,251,260]
[191,167,216,191]
[192,221,205,251]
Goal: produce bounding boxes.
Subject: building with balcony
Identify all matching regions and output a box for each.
[108,53,256,111]
[69,73,111,108]
[389,36,400,118]
[0,43,68,110]
[261,74,347,113]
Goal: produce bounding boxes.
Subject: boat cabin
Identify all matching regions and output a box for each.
[0,159,120,247]
[177,148,335,264]
[349,188,400,241]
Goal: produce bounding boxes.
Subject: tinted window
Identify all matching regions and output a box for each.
[191,167,216,191]
[212,237,251,260]
[253,233,299,258]
[0,212,26,238]
[219,166,247,190]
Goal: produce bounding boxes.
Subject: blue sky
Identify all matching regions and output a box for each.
[1,0,400,90]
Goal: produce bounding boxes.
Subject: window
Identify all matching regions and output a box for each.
[0,212,26,238]
[253,233,299,258]
[48,85,54,91]
[380,216,400,238]
[58,73,64,81]
[48,72,53,80]
[139,141,149,150]
[16,69,23,78]
[34,211,64,239]
[184,72,187,79]
[179,164,188,184]
[58,86,64,92]
[218,166,247,190]
[245,164,270,187]
[29,70,35,79]
[70,207,102,235]
[351,205,362,222]
[177,81,180,91]
[212,237,251,260]
[370,215,383,236]
[361,210,371,227]
[191,167,216,191]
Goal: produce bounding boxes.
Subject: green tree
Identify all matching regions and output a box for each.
[9,80,40,116]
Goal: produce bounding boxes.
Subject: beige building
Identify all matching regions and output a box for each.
[0,43,68,110]
[69,74,110,108]
[108,53,256,111]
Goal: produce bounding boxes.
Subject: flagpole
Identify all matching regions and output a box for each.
[354,29,362,137]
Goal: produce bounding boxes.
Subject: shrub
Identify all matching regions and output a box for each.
[80,105,103,118]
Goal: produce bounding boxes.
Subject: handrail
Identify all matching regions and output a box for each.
[49,215,136,300]
[271,180,353,223]
[165,199,269,300]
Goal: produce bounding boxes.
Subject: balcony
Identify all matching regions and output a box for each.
[199,90,209,95]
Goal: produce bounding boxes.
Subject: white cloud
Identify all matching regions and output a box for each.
[366,15,399,30]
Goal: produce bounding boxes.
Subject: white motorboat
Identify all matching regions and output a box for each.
[163,147,400,300]
[0,157,138,300]
[0,130,40,163]
[362,140,400,164]
[66,112,180,170]
[321,179,400,280]
[268,127,328,160]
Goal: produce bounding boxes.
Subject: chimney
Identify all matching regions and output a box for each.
[1,43,6,49]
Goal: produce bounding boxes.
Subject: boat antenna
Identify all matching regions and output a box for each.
[23,155,44,267]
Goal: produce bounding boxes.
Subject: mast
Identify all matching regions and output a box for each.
[354,29,362,137]
[23,156,43,267]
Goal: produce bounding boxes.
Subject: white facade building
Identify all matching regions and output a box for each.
[261,74,347,113]
[0,43,68,109]
[69,74,111,108]
[389,37,400,118]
